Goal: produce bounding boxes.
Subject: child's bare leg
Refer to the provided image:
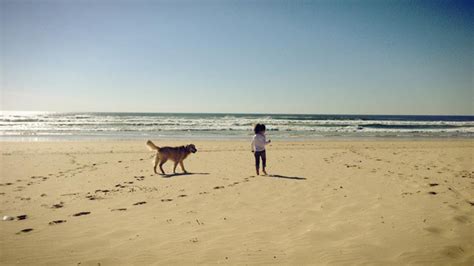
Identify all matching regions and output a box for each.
[262,151,267,175]
[255,152,260,175]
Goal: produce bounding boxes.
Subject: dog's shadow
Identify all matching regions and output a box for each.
[160,172,210,178]
[268,174,306,180]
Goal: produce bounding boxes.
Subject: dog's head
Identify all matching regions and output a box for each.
[186,144,197,153]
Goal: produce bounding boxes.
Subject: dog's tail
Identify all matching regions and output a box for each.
[146,140,159,151]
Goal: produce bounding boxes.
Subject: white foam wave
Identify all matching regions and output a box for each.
[0,112,472,138]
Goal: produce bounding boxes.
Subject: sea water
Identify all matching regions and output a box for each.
[1,111,473,141]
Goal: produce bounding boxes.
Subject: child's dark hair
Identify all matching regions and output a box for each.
[254,123,266,134]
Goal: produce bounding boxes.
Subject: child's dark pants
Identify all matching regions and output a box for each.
[254,150,266,169]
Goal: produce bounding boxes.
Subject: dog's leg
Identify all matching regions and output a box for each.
[153,154,160,174]
[179,161,188,173]
[159,159,167,175]
[173,161,179,174]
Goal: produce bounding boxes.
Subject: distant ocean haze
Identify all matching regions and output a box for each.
[0,112,473,140]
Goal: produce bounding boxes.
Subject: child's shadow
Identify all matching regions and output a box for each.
[161,172,210,178]
[268,174,306,180]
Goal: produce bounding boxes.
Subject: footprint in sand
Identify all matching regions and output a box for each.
[14,186,25,192]
[111,208,127,211]
[177,194,187,198]
[16,215,27,220]
[49,220,66,225]
[31,176,46,180]
[73,212,91,217]
[424,226,442,234]
[231,182,241,187]
[61,193,79,196]
[52,203,64,209]
[86,195,103,201]
[199,192,209,195]
[16,228,33,234]
[453,215,470,224]
[214,186,225,190]
[161,199,173,202]
[428,191,438,195]
[429,183,439,187]
[442,246,465,259]
[133,201,147,205]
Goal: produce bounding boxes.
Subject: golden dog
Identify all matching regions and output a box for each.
[146,140,197,175]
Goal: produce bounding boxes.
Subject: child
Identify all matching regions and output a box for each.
[251,123,271,175]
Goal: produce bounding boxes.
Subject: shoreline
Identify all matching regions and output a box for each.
[1,135,473,142]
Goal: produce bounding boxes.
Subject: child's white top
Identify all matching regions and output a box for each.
[251,133,269,152]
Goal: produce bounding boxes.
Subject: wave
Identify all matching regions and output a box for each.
[360,124,460,129]
[0,112,473,139]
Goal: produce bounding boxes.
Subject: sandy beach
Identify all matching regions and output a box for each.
[0,140,473,265]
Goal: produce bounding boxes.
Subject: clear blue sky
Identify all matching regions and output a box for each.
[1,0,473,115]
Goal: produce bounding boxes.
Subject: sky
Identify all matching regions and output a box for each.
[1,0,473,115]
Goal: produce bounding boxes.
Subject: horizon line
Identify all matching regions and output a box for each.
[1,110,473,117]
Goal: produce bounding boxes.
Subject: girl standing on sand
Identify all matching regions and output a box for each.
[251,123,271,175]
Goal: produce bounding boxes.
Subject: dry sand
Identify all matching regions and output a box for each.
[0,140,473,265]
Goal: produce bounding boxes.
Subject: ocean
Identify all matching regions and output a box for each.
[1,111,473,141]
